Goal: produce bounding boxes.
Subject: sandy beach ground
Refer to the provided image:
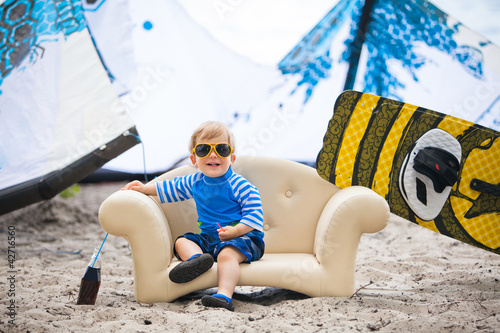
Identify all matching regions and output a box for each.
[0,181,498,332]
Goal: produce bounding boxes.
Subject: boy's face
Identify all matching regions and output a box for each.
[190,133,235,178]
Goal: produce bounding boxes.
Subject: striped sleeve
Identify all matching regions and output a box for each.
[229,174,264,232]
[155,173,201,204]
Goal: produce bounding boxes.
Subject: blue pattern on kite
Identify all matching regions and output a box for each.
[279,0,487,103]
[278,0,356,104]
[358,0,484,100]
[0,0,86,89]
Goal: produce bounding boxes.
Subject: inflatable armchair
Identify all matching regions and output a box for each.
[99,156,390,303]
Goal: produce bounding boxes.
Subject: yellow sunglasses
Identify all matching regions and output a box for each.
[193,143,234,158]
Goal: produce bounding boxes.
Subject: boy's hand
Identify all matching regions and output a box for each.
[217,225,236,242]
[122,180,147,193]
[121,181,157,196]
[217,223,253,242]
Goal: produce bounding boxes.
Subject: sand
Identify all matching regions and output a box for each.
[0,182,498,332]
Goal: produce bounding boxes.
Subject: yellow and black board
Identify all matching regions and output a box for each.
[317,91,499,255]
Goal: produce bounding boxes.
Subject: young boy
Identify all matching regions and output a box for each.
[122,121,265,311]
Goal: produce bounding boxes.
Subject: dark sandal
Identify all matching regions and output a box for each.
[169,253,214,283]
[201,294,234,311]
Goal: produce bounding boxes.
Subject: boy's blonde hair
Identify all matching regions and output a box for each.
[189,121,235,152]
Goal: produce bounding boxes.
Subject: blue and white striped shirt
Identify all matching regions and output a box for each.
[155,167,264,234]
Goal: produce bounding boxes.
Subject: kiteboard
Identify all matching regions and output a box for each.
[317,90,499,255]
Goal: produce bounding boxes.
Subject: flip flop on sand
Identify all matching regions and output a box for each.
[201,294,234,311]
[169,253,214,283]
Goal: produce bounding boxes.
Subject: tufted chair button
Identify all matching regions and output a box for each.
[263,224,270,231]
[285,190,293,198]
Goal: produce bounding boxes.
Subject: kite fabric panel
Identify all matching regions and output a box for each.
[0,0,138,215]
[230,0,500,164]
[278,0,500,131]
[81,0,137,96]
[352,0,500,128]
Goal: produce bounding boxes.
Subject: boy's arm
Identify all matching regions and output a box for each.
[237,185,264,232]
[123,174,198,203]
[217,179,264,243]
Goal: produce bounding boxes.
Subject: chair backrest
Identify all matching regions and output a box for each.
[151,156,339,254]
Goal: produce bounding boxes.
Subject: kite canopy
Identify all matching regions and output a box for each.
[0,0,138,215]
[90,0,500,175]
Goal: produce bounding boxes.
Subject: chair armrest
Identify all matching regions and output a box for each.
[314,186,390,296]
[98,190,173,302]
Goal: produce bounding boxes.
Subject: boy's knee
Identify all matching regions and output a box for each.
[176,236,195,246]
[174,236,198,252]
[217,246,245,263]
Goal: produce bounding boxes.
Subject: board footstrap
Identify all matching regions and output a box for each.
[470,179,500,196]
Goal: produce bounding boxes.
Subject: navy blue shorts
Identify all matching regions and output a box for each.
[174,230,265,263]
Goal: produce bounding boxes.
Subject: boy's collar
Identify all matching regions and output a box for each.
[203,167,233,184]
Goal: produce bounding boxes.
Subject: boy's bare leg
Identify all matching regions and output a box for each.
[174,237,203,260]
[216,246,247,298]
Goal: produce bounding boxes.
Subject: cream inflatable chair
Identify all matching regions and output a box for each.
[99,156,390,303]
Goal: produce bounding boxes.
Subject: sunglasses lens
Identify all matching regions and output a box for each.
[215,144,232,157]
[195,144,211,158]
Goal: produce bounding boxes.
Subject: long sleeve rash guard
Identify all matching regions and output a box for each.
[155,167,264,234]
